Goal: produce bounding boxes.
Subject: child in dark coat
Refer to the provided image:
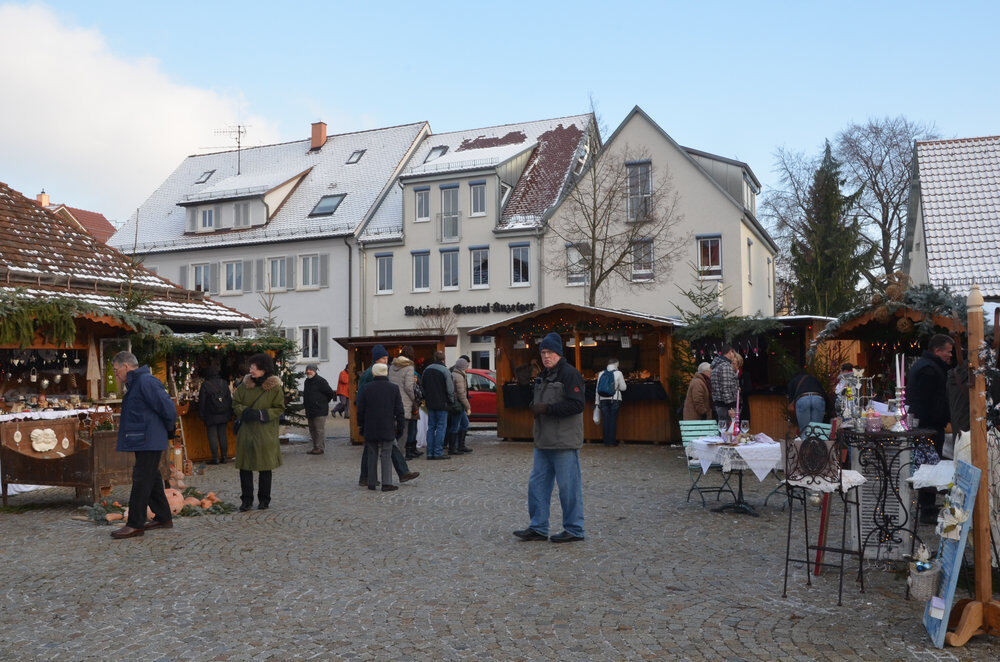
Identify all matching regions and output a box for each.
[356,362,405,491]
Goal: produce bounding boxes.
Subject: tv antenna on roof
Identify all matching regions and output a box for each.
[201,124,250,174]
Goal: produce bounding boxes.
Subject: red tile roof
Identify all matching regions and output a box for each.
[499,122,586,227]
[51,205,117,244]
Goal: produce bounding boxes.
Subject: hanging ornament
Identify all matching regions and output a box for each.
[874,305,891,325]
[896,317,915,334]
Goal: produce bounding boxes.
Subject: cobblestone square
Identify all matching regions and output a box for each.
[1,421,997,661]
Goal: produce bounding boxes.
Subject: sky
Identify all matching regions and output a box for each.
[1,1,998,223]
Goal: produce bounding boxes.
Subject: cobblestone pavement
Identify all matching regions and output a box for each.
[2,419,997,661]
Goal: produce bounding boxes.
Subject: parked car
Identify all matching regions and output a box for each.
[465,368,497,421]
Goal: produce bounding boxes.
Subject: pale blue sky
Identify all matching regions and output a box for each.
[2,1,998,220]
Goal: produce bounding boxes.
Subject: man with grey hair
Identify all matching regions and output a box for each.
[109,351,178,539]
[683,361,713,420]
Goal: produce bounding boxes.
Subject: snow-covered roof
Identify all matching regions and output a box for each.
[360,114,592,242]
[0,181,256,329]
[110,122,428,254]
[469,303,681,335]
[914,135,1000,298]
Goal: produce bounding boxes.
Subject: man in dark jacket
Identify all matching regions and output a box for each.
[358,346,418,485]
[421,350,455,460]
[110,351,178,539]
[197,363,232,464]
[787,371,826,433]
[907,333,954,522]
[303,364,336,455]
[356,362,405,491]
[513,333,586,543]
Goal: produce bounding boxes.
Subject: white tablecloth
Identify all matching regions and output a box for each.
[0,407,107,423]
[692,436,782,481]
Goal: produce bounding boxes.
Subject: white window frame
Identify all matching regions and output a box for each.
[415,189,430,222]
[299,254,320,290]
[566,244,588,286]
[510,245,530,287]
[221,260,243,294]
[234,202,251,228]
[200,208,214,231]
[267,257,287,292]
[626,162,652,222]
[470,182,487,217]
[412,252,430,292]
[631,239,654,282]
[375,254,393,295]
[697,236,722,279]
[192,262,210,292]
[470,247,489,289]
[300,326,320,360]
[441,251,459,291]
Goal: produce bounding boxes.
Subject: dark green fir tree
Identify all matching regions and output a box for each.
[789,141,874,316]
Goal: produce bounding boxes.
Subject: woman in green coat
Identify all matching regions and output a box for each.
[232,353,285,511]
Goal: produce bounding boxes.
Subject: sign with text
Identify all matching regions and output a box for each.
[404,302,536,317]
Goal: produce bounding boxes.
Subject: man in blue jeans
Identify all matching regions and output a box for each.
[787,370,826,433]
[514,332,586,543]
[420,350,454,460]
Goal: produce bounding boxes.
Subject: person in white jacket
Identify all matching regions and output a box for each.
[595,358,627,446]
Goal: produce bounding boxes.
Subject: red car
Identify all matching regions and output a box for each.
[465,368,497,421]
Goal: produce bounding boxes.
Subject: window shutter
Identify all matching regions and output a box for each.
[287,255,296,289]
[209,262,220,294]
[178,265,188,289]
[255,259,264,291]
[242,260,253,292]
[319,253,330,288]
[319,326,329,360]
[187,208,196,232]
[214,205,222,228]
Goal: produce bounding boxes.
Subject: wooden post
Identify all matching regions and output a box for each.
[946,284,1000,646]
[573,330,582,372]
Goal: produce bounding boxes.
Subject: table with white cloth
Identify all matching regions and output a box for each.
[691,435,781,517]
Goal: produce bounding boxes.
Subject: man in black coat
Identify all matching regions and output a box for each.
[356,362,405,491]
[906,333,954,522]
[303,364,336,455]
[197,363,232,464]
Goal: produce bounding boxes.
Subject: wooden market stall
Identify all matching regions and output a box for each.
[334,333,456,445]
[470,304,677,444]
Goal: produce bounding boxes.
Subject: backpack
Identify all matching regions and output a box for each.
[412,379,424,406]
[202,379,232,417]
[597,370,616,397]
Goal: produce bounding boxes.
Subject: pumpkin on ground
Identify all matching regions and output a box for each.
[184,496,201,507]
[164,488,185,515]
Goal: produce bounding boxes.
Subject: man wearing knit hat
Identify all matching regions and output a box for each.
[357,345,419,485]
[513,332,586,543]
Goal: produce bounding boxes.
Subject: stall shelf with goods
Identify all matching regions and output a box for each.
[471,303,676,444]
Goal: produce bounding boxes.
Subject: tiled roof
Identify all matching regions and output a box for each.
[49,205,117,244]
[915,135,1000,297]
[360,114,592,241]
[109,122,428,254]
[0,181,256,328]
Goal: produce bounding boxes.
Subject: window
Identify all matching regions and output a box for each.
[192,263,210,292]
[743,177,758,216]
[415,189,430,222]
[195,170,215,184]
[440,186,460,242]
[566,243,589,286]
[697,236,722,278]
[412,252,429,291]
[222,261,243,293]
[510,244,530,286]
[470,351,491,371]
[746,238,753,284]
[441,250,459,290]
[309,194,345,217]
[301,327,320,360]
[767,257,773,298]
[234,202,251,227]
[469,334,492,344]
[300,254,320,288]
[470,182,486,216]
[346,149,365,164]
[200,208,214,230]
[376,254,393,294]
[268,257,287,291]
[471,247,489,288]
[217,329,240,337]
[631,239,653,281]
[626,161,652,221]
[425,146,448,162]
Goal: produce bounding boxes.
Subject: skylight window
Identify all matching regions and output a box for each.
[424,146,448,163]
[346,149,366,164]
[195,170,215,184]
[308,194,346,217]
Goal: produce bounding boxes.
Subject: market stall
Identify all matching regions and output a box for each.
[334,334,455,444]
[470,304,676,444]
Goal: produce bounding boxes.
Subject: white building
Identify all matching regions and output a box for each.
[110,121,430,369]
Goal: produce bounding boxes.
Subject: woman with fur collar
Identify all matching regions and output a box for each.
[232,353,285,511]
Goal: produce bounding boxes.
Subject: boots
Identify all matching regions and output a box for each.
[456,430,472,454]
[446,432,458,455]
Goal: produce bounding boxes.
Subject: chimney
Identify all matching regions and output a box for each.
[311,121,327,150]
[36,190,50,207]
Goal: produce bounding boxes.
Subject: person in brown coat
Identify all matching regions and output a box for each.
[683,362,713,420]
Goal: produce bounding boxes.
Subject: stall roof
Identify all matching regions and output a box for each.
[334,334,456,350]
[470,303,682,335]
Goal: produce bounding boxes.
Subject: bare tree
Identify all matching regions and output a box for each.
[834,116,938,284]
[414,303,458,335]
[545,126,685,306]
